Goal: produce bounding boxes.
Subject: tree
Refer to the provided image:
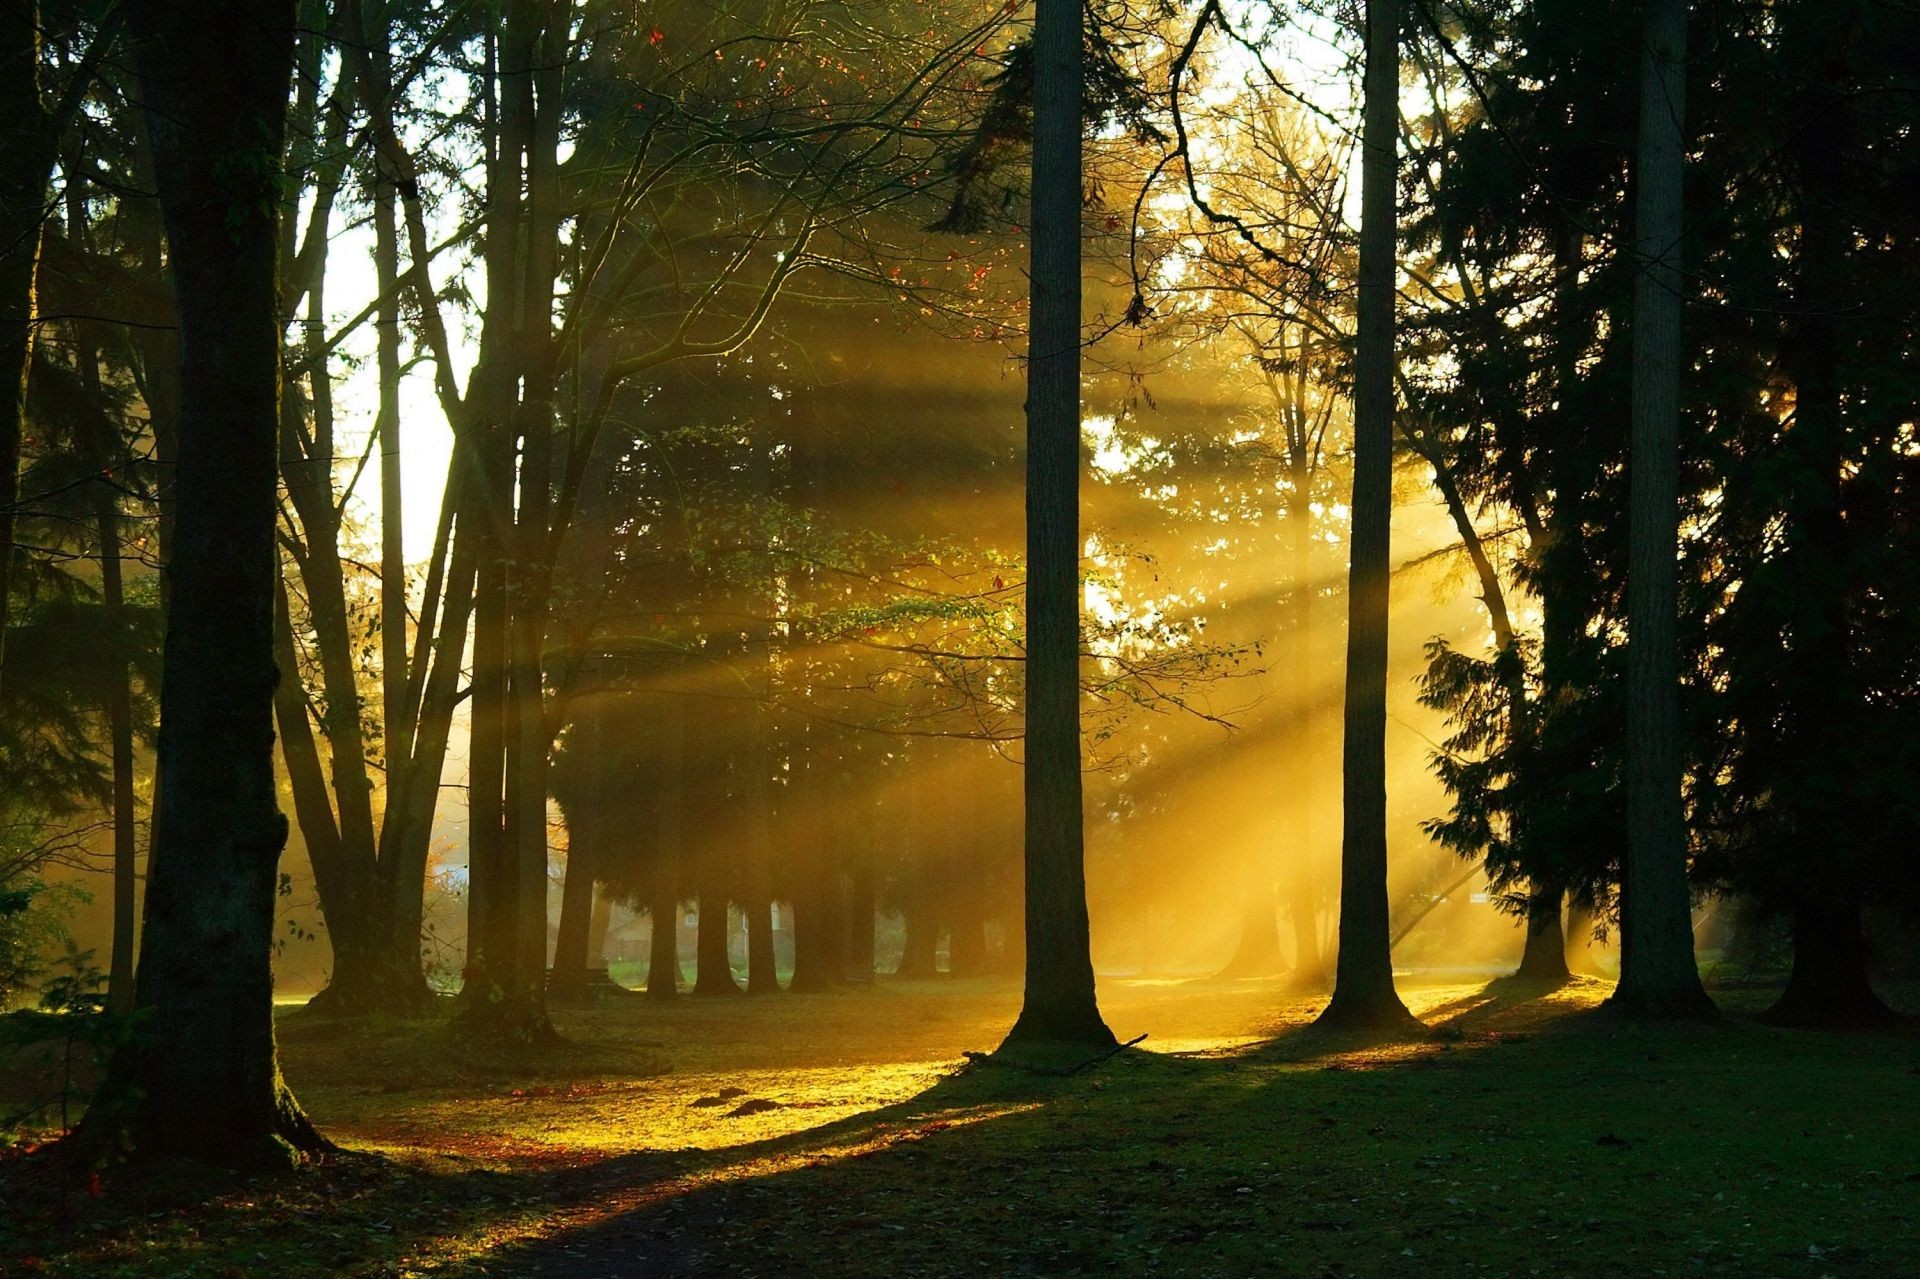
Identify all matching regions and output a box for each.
[1001,0,1114,1050]
[80,0,327,1165]
[1611,0,1712,1019]
[1316,0,1417,1033]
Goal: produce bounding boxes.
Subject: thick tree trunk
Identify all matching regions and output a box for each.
[586,888,612,975]
[693,893,740,996]
[1612,0,1712,1019]
[1219,877,1284,978]
[846,859,876,985]
[646,871,681,1000]
[1763,892,1894,1028]
[1318,0,1417,1033]
[743,898,778,994]
[787,854,842,992]
[548,810,596,1002]
[82,0,326,1165]
[947,887,988,979]
[1002,0,1112,1050]
[1514,887,1571,984]
[896,893,939,978]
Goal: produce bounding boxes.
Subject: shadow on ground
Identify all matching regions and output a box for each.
[4,975,1916,1277]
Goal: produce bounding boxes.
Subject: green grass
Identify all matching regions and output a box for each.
[3,976,1916,1277]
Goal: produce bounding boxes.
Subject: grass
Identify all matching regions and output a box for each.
[2,974,1917,1277]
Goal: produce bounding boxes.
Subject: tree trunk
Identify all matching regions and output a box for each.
[787,850,842,992]
[948,887,988,979]
[548,803,596,1002]
[99,496,139,1015]
[1318,0,1417,1033]
[645,871,681,1000]
[896,892,939,978]
[1514,886,1571,984]
[0,1,51,693]
[1219,876,1283,978]
[846,859,876,985]
[1001,0,1112,1050]
[1289,874,1324,983]
[743,711,779,993]
[586,888,612,976]
[1612,0,1712,1019]
[693,891,740,996]
[1762,891,1893,1028]
[1563,898,1604,976]
[82,0,326,1165]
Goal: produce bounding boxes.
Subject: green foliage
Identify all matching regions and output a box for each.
[0,946,142,1140]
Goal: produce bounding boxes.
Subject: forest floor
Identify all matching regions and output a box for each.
[2,973,1917,1277]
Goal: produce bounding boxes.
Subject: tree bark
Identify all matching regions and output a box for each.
[1611,0,1712,1018]
[0,1,53,692]
[82,0,326,1165]
[646,871,681,1000]
[99,494,139,1015]
[1002,0,1113,1050]
[787,853,841,992]
[847,858,876,985]
[1763,891,1893,1027]
[897,891,939,978]
[1318,0,1417,1033]
[548,742,597,1003]
[1514,886,1571,984]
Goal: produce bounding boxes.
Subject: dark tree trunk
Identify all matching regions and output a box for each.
[548,810,596,1002]
[273,582,383,1010]
[586,888,612,976]
[1763,892,1894,1028]
[896,893,939,978]
[787,882,828,991]
[743,898,778,994]
[1760,8,1883,1034]
[1611,0,1713,1019]
[743,714,779,994]
[99,496,139,1015]
[81,0,326,1165]
[947,889,988,979]
[693,892,740,996]
[1514,887,1571,985]
[549,696,601,1002]
[647,692,685,1000]
[1001,0,1112,1050]
[1318,0,1417,1034]
[787,853,842,992]
[456,417,545,1035]
[846,859,876,985]
[646,873,681,1000]
[0,2,52,691]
